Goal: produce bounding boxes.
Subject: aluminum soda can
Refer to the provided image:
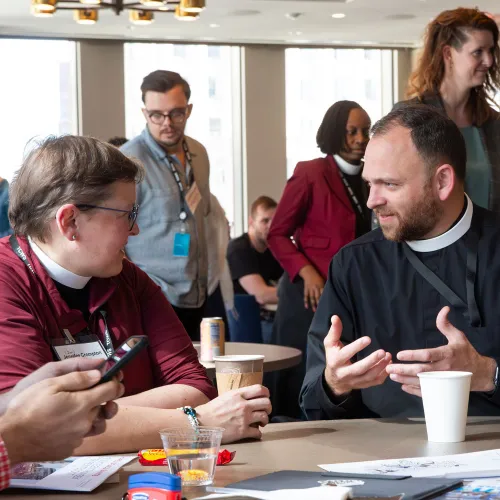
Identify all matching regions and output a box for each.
[200,317,225,361]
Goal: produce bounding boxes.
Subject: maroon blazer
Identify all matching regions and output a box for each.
[268,156,358,281]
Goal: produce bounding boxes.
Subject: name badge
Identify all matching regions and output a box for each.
[173,232,191,257]
[185,181,201,215]
[51,334,107,361]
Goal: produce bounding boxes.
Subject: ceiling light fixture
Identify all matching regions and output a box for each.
[74,8,98,24]
[130,10,155,25]
[31,5,56,17]
[180,0,205,13]
[175,5,199,20]
[30,0,207,24]
[140,0,164,6]
[31,0,56,12]
[332,13,346,19]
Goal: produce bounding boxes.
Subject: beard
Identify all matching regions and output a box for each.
[375,185,443,242]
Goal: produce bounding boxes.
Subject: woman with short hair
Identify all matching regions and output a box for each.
[0,135,271,454]
[267,100,372,419]
[401,7,500,211]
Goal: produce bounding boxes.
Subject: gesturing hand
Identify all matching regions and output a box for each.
[324,315,392,397]
[386,306,496,397]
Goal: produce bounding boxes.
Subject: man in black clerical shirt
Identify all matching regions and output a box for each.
[227,196,283,343]
[300,104,500,420]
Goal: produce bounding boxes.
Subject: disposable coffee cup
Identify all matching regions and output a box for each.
[214,355,264,394]
[418,371,472,443]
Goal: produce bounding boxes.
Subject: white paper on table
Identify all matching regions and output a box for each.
[202,486,352,500]
[320,448,500,478]
[9,455,136,492]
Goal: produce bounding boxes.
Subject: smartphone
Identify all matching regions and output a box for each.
[98,335,149,384]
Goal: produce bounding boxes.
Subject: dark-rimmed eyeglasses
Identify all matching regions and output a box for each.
[76,204,139,231]
[146,107,188,125]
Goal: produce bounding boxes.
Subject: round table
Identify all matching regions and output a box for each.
[196,342,302,378]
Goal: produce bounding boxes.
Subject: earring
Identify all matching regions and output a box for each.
[72,235,77,241]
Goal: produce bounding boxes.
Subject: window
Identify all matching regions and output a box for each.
[124,43,241,228]
[0,39,77,182]
[285,48,395,176]
[208,76,217,99]
[209,118,221,137]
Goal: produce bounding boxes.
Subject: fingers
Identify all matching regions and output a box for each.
[85,410,107,437]
[401,384,422,398]
[388,373,420,387]
[49,370,102,393]
[250,410,269,427]
[324,316,344,348]
[237,384,270,400]
[246,397,272,415]
[396,346,446,363]
[347,350,390,377]
[436,306,465,342]
[84,379,124,408]
[101,401,119,420]
[54,358,106,376]
[335,337,371,364]
[386,362,434,378]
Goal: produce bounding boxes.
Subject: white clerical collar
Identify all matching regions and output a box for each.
[406,195,473,253]
[28,237,91,289]
[333,154,363,176]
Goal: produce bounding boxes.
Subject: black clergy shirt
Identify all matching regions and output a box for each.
[300,199,500,420]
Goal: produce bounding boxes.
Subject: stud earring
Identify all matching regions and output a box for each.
[72,235,77,241]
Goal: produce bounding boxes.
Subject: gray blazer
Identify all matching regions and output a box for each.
[121,128,210,308]
[395,93,500,213]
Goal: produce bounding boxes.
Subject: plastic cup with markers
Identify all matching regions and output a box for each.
[159,427,224,486]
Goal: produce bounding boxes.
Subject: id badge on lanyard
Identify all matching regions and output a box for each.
[51,333,107,361]
[167,141,196,258]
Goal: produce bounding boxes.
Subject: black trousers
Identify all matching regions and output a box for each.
[171,302,206,342]
[204,285,229,340]
[264,273,314,419]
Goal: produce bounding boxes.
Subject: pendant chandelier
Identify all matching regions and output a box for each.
[30,0,206,25]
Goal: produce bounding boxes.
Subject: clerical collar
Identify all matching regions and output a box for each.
[28,237,91,289]
[333,154,362,176]
[406,194,473,253]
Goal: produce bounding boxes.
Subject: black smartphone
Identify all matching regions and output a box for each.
[98,335,149,384]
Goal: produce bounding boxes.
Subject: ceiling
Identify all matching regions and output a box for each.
[2,0,500,47]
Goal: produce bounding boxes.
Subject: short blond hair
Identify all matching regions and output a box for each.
[9,135,144,242]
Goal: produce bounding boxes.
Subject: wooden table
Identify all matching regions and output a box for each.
[198,342,302,378]
[5,417,500,500]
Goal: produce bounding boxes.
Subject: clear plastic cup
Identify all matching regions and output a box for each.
[159,427,224,486]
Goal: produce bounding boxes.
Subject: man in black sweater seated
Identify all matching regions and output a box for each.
[301,104,500,420]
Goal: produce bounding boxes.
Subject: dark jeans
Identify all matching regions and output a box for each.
[264,273,313,420]
[171,302,206,342]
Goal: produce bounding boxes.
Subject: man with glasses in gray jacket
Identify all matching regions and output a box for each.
[122,70,211,341]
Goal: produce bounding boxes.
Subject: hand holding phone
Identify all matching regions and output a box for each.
[98,336,149,384]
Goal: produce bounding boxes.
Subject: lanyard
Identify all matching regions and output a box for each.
[337,168,365,218]
[9,234,115,349]
[164,140,193,222]
[403,211,481,327]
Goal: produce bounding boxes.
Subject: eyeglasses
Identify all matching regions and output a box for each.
[76,204,139,231]
[146,107,188,126]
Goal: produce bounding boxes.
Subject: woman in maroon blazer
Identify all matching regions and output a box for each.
[267,100,372,419]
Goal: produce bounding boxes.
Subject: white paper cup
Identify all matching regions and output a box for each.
[213,355,264,395]
[418,371,472,443]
